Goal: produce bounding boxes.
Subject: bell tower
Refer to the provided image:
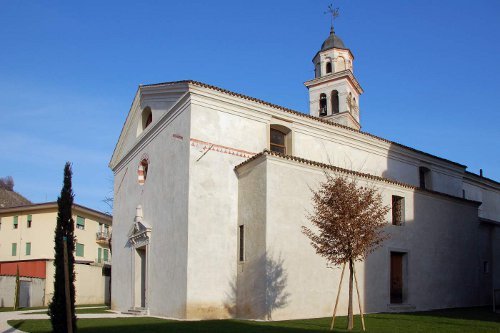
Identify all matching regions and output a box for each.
[304,11,363,130]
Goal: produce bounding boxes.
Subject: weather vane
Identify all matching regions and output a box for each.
[325,3,340,33]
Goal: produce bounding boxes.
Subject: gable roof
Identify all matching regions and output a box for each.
[140,80,468,169]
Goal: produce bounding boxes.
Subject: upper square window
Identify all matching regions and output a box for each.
[269,124,292,155]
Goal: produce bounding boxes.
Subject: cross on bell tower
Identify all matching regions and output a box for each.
[304,5,364,130]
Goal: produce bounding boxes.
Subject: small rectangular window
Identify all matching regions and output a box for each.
[76,216,85,230]
[270,128,287,154]
[12,243,17,256]
[484,261,490,274]
[392,196,405,226]
[103,249,109,262]
[76,243,84,257]
[27,215,32,228]
[239,225,245,262]
[13,216,18,229]
[26,242,31,256]
[419,167,430,189]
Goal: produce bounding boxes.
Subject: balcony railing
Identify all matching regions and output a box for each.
[96,231,111,242]
[96,257,111,265]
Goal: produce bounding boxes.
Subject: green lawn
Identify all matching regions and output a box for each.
[8,307,500,333]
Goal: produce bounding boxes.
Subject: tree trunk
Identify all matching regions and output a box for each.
[347,259,354,330]
[330,263,346,330]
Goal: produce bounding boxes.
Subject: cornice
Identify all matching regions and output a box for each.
[134,80,469,171]
[463,171,500,191]
[312,46,355,62]
[304,70,364,94]
[235,150,481,206]
[109,88,141,169]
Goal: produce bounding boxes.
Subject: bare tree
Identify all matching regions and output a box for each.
[302,173,390,331]
[0,176,14,191]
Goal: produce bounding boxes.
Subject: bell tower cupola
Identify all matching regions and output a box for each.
[305,12,364,130]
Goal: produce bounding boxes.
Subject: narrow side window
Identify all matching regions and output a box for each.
[392,196,405,226]
[239,225,245,262]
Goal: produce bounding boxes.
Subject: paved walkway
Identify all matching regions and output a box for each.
[0,307,134,333]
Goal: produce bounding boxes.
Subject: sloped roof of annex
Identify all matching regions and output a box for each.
[235,149,482,207]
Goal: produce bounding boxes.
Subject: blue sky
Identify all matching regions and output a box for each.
[1,0,499,213]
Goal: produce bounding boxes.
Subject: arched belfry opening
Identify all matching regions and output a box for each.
[305,17,363,129]
[319,93,327,116]
[326,62,332,74]
[331,90,339,114]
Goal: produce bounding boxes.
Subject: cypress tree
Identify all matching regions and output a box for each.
[48,162,77,332]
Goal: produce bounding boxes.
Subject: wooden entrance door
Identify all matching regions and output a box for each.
[390,252,403,304]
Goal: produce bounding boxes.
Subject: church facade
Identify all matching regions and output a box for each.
[109,27,500,320]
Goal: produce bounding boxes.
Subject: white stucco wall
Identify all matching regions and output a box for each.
[110,82,499,320]
[111,93,191,317]
[236,155,485,320]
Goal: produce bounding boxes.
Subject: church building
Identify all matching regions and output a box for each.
[109,24,500,320]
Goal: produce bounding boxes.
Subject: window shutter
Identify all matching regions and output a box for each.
[103,249,109,262]
[76,243,84,257]
[12,243,17,256]
[26,242,31,255]
[77,216,85,229]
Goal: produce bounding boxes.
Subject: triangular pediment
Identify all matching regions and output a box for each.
[128,221,151,239]
[109,82,191,170]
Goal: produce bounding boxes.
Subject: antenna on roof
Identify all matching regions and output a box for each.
[325,3,340,34]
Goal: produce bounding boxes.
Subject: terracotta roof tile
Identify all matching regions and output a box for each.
[235,150,481,205]
[0,188,31,208]
[142,80,467,168]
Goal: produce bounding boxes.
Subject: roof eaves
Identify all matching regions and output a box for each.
[0,202,112,220]
[235,150,481,206]
[464,171,500,187]
[141,79,466,168]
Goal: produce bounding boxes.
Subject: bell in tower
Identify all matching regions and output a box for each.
[304,7,363,130]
